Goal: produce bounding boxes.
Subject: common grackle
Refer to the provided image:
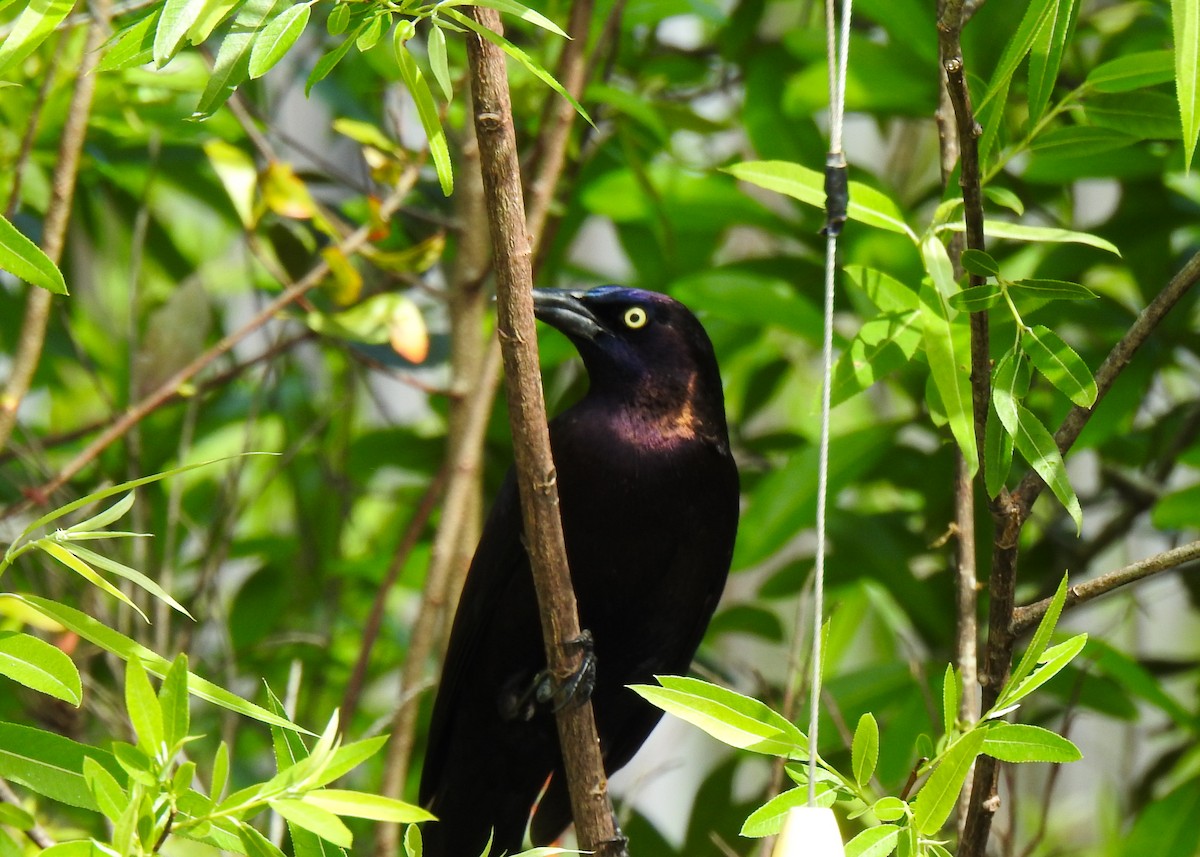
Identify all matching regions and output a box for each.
[419,286,739,857]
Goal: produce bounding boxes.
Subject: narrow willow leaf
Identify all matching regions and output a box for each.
[1022,325,1097,407]
[124,658,164,756]
[844,265,918,313]
[912,728,987,835]
[1122,778,1200,856]
[984,403,1014,499]
[945,220,1121,255]
[852,713,879,788]
[0,0,76,75]
[211,741,230,800]
[0,631,81,704]
[982,722,1082,763]
[159,654,189,750]
[1013,404,1082,531]
[154,0,206,66]
[96,9,160,71]
[426,23,453,101]
[270,799,353,847]
[443,0,567,36]
[1002,634,1089,708]
[949,285,1002,312]
[631,677,806,757]
[960,248,999,277]
[306,29,357,93]
[83,757,127,823]
[36,542,147,622]
[726,161,916,240]
[942,665,959,737]
[1173,0,1200,170]
[1003,574,1069,706]
[63,492,135,535]
[195,0,286,117]
[239,822,288,857]
[301,790,435,823]
[0,721,122,810]
[829,310,921,406]
[0,214,67,295]
[393,34,454,196]
[919,237,977,474]
[1009,278,1098,301]
[977,0,1058,111]
[0,595,310,734]
[978,74,1011,168]
[845,825,901,857]
[248,2,311,79]
[984,186,1025,215]
[990,346,1027,436]
[741,786,835,838]
[1086,50,1175,93]
[188,0,244,42]
[441,8,592,128]
[1027,0,1076,127]
[58,544,192,619]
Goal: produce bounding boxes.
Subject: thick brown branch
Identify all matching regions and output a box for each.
[1010,540,1200,635]
[465,7,623,855]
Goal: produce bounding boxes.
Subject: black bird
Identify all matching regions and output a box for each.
[419,286,739,857]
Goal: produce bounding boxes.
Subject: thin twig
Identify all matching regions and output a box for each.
[1010,540,1200,635]
[0,0,110,455]
[0,776,55,848]
[466,7,623,854]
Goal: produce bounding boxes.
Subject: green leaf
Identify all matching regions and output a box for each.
[1086,50,1176,93]
[941,665,958,737]
[63,492,136,535]
[1008,574,1069,698]
[249,2,311,79]
[426,23,453,101]
[1021,325,1097,407]
[0,631,81,705]
[194,0,286,118]
[1087,638,1194,728]
[726,161,916,240]
[949,285,1002,312]
[844,265,918,313]
[960,248,999,277]
[1027,0,1075,127]
[393,35,454,196]
[740,786,835,838]
[356,11,387,50]
[1000,633,1089,710]
[1121,778,1200,857]
[154,0,206,66]
[442,0,567,36]
[0,214,67,295]
[301,790,435,823]
[83,757,127,823]
[1013,404,1082,530]
[36,541,147,622]
[96,9,161,71]
[1008,278,1098,301]
[160,654,190,750]
[944,220,1121,255]
[983,187,1025,215]
[306,30,357,94]
[238,822,288,857]
[188,0,245,42]
[912,728,987,835]
[0,595,310,734]
[852,713,879,788]
[441,7,592,128]
[871,797,907,823]
[830,310,921,406]
[630,676,807,758]
[919,236,977,473]
[0,0,75,75]
[977,0,1058,111]
[984,403,1013,499]
[1086,92,1182,141]
[54,543,193,620]
[0,721,122,810]
[125,658,164,757]
[404,824,423,857]
[845,825,901,857]
[211,740,230,800]
[271,799,353,847]
[990,346,1028,437]
[982,723,1082,763]
[1173,0,1200,170]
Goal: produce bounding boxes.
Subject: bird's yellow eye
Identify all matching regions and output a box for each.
[623,306,648,329]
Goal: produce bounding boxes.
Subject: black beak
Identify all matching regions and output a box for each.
[532,288,607,341]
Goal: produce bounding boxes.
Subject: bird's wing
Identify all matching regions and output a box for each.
[418,468,528,806]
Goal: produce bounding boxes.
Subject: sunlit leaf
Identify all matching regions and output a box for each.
[1021,324,1097,407]
[427,23,453,101]
[982,723,1082,763]
[845,825,901,857]
[393,34,454,195]
[1173,0,1200,170]
[912,728,987,835]
[0,0,76,75]
[852,713,879,788]
[0,631,81,705]
[0,214,67,295]
[248,2,311,79]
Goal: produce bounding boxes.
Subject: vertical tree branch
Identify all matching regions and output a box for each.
[465,8,622,854]
[0,0,110,455]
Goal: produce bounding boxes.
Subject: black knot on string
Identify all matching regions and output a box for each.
[821,151,848,237]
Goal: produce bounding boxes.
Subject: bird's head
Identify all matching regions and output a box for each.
[532,286,729,445]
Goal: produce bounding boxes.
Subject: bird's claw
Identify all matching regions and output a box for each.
[535,630,596,712]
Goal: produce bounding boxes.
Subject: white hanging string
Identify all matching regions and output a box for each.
[807,0,853,809]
